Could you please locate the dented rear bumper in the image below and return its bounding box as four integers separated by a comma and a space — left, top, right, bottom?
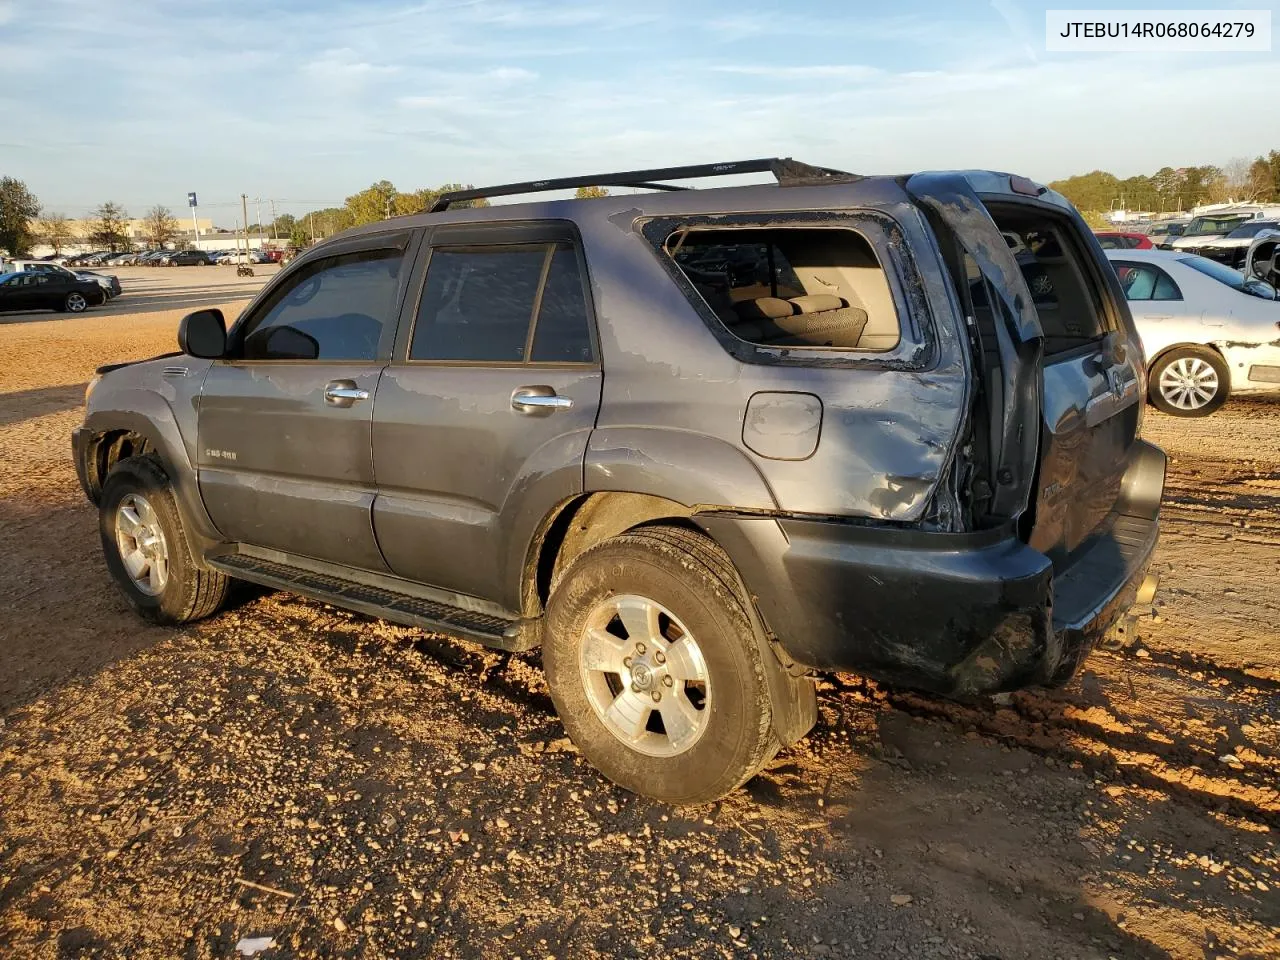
702, 441, 1165, 697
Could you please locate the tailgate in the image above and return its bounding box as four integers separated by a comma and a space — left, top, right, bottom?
907, 173, 1145, 565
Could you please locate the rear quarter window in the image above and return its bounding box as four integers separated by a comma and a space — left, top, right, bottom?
658, 226, 901, 353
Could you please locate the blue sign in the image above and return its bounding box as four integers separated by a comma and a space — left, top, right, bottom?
187, 192, 197, 207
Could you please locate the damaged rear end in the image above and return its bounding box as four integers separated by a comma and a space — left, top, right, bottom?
900, 171, 1165, 691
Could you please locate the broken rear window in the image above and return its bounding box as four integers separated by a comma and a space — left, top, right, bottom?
984, 207, 1110, 356
663, 227, 901, 352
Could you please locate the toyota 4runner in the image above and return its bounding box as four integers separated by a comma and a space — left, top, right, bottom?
74, 159, 1164, 804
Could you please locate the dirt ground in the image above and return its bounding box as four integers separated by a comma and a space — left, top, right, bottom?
1, 268, 1277, 959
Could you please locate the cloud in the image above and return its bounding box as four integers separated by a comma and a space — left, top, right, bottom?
710, 64, 882, 81
485, 66, 538, 82
989, 0, 1039, 63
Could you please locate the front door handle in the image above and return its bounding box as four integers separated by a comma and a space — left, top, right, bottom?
324, 380, 370, 407
512, 386, 573, 415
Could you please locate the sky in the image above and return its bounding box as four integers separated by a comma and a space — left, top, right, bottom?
1, 0, 1277, 224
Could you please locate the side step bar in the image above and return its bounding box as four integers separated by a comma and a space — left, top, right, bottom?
208, 554, 541, 653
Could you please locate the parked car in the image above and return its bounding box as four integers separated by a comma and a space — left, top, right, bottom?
1166, 213, 1259, 252
1, 259, 121, 299
0, 271, 105, 314
1137, 220, 1189, 246
166, 250, 214, 266
66, 251, 108, 266
75, 160, 1164, 804
138, 250, 170, 266
1107, 249, 1280, 417
1094, 231, 1154, 250
1191, 220, 1280, 269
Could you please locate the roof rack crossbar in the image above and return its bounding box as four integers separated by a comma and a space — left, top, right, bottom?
429, 157, 852, 211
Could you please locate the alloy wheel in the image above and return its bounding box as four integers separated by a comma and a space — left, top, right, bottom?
1158, 356, 1219, 411
578, 594, 711, 757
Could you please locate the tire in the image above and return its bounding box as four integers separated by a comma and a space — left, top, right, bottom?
99, 455, 229, 624
543, 525, 793, 804
63, 292, 88, 313
1149, 345, 1230, 417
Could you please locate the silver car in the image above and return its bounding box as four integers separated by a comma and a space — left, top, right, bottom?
1107, 248, 1280, 416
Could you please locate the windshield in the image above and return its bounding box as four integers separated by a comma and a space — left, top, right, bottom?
1225, 222, 1279, 239
1179, 255, 1278, 300
1184, 215, 1254, 236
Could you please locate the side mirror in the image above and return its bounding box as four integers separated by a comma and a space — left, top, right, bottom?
178, 308, 227, 358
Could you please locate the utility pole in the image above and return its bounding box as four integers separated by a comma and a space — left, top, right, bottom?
309, 211, 316, 243
254, 198, 264, 243
241, 193, 251, 259
269, 199, 278, 241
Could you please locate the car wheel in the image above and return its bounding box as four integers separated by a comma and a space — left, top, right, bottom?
543, 525, 803, 804
63, 292, 88, 313
1149, 346, 1230, 417
99, 455, 230, 624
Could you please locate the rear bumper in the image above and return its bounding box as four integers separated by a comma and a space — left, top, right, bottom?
702, 441, 1165, 697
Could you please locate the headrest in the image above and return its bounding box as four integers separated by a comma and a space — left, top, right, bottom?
789, 294, 847, 314
732, 297, 796, 321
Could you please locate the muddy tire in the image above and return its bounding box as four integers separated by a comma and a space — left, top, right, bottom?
543, 525, 790, 804
1149, 346, 1229, 418
99, 455, 229, 624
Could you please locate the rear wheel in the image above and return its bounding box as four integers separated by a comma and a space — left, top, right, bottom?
543, 525, 801, 804
63, 292, 87, 313
99, 455, 229, 624
1149, 346, 1229, 417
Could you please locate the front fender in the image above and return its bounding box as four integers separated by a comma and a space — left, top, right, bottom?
79, 390, 223, 546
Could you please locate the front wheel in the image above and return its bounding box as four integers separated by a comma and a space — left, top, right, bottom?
1149, 346, 1229, 417
63, 292, 88, 313
543, 525, 807, 804
99, 455, 229, 624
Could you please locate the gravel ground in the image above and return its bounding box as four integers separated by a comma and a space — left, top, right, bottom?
1, 268, 1277, 959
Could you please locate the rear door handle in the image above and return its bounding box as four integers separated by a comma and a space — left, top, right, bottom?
324, 380, 370, 407
512, 386, 573, 415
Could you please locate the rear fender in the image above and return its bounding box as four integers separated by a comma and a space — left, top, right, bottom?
584, 426, 779, 511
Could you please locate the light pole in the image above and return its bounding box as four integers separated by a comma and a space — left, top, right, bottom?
187, 192, 199, 246
241, 194, 251, 260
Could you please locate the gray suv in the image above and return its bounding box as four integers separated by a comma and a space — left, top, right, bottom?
74, 159, 1164, 804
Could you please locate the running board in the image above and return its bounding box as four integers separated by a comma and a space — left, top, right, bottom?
208, 554, 541, 653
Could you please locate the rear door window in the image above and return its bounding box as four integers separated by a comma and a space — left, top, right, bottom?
410, 243, 594, 363
1112, 261, 1181, 301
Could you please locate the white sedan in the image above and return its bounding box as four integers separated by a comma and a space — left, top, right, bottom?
1106, 249, 1280, 417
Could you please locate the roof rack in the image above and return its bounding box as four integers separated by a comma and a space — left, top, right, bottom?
429, 157, 856, 212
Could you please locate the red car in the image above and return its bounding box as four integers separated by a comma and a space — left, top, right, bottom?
1094, 231, 1153, 250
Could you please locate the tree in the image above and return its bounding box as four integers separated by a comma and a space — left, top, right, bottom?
36, 212, 74, 255
345, 180, 398, 225
289, 223, 309, 249
142, 204, 179, 248
303, 207, 355, 239
1247, 157, 1275, 202
89, 202, 130, 252
575, 186, 610, 199
271, 213, 298, 239
435, 183, 489, 209
0, 176, 41, 256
